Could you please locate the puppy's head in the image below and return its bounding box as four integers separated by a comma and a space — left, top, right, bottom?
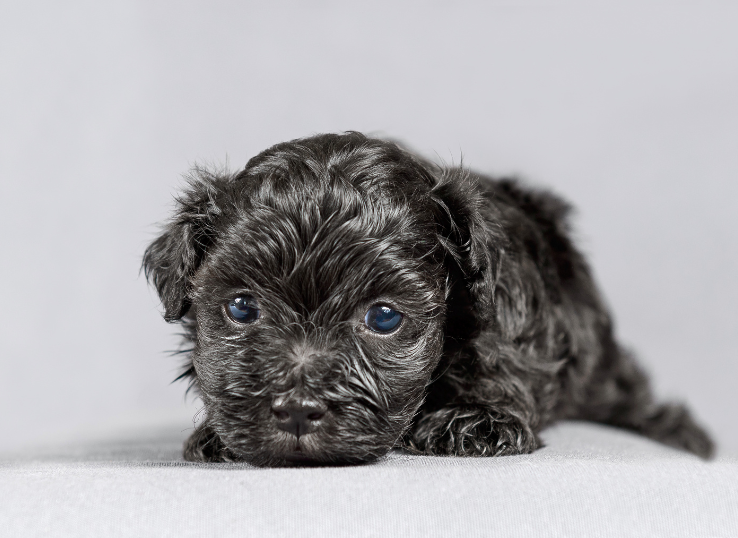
143, 132, 500, 466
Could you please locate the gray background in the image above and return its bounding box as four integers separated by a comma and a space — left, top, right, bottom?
1, 1, 736, 453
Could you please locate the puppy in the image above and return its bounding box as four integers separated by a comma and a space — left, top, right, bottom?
143, 132, 714, 466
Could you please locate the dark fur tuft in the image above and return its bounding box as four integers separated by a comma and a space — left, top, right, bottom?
142, 167, 235, 321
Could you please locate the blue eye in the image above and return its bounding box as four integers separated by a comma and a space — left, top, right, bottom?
364, 305, 403, 333
227, 296, 260, 323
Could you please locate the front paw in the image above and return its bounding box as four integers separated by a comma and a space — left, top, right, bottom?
409, 406, 539, 456
183, 424, 241, 462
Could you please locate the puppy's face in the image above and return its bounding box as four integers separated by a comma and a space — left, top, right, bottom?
191, 185, 449, 466
144, 134, 494, 466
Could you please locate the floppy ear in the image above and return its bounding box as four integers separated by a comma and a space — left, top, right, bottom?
142, 169, 230, 322
430, 168, 504, 328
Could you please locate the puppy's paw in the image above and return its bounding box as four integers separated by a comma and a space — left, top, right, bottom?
409, 406, 539, 457
183, 424, 241, 462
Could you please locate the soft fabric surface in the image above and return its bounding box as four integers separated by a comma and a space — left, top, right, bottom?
2, 421, 736, 538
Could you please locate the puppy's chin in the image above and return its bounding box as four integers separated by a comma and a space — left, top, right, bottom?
270, 433, 392, 467
222, 428, 398, 467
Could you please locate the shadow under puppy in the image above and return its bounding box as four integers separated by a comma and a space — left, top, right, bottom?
143, 132, 714, 466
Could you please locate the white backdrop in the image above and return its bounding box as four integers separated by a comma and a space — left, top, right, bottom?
2, 1, 736, 453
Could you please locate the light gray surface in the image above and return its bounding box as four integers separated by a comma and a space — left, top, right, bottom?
2, 422, 737, 538
1, 1, 737, 454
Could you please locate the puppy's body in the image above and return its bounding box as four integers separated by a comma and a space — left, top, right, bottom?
144, 132, 713, 466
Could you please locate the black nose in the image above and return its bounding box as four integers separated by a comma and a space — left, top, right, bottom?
271, 396, 327, 438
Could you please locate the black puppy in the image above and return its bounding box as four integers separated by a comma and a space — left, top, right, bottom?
143, 132, 713, 466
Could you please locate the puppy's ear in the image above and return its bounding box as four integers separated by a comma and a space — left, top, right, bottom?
431, 168, 503, 327
143, 168, 230, 322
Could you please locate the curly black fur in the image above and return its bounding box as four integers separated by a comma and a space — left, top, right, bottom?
143, 132, 714, 466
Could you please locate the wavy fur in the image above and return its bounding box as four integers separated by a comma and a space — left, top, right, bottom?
143, 132, 713, 466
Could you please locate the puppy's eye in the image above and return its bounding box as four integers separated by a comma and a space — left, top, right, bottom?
364, 305, 403, 333
226, 296, 260, 324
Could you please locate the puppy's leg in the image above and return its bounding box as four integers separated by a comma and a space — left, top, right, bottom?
578, 345, 714, 458
183, 423, 240, 462
409, 404, 539, 457
409, 345, 546, 457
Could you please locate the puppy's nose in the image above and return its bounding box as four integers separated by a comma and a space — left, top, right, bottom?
271, 396, 327, 438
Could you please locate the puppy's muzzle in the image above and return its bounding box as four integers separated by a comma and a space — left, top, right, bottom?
271, 395, 328, 438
